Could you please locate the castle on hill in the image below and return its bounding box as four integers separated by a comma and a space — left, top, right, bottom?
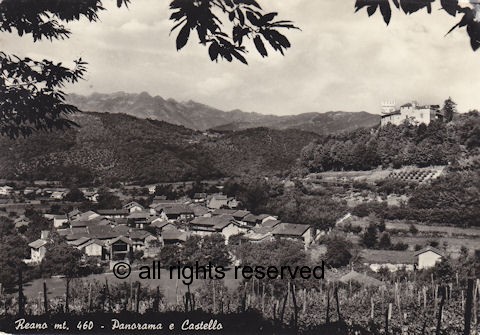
380, 101, 443, 127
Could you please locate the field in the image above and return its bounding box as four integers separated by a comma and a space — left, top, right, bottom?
23, 268, 242, 305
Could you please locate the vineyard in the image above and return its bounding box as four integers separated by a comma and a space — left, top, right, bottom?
0, 271, 479, 334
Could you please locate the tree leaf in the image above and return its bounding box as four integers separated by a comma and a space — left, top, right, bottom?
176, 23, 190, 50
441, 0, 458, 17
208, 42, 219, 61
254, 35, 267, 57
367, 5, 377, 17
379, 1, 391, 25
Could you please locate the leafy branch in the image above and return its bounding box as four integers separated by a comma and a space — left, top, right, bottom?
354, 0, 480, 50
169, 0, 299, 64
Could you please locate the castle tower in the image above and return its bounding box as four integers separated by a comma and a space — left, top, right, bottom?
381, 100, 396, 114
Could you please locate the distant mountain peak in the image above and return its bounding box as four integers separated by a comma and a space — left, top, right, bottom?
66, 92, 380, 134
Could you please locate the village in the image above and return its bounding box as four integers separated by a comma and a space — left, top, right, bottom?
0, 178, 451, 281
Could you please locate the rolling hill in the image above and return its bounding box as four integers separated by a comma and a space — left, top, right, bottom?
67, 92, 380, 135
0, 112, 320, 184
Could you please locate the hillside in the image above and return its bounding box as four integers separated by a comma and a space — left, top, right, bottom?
67, 92, 380, 135
300, 111, 480, 173
0, 113, 319, 184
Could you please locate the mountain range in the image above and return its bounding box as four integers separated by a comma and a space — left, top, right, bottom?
67, 92, 380, 135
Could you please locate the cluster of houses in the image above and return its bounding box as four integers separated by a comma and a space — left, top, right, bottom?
3, 181, 445, 273
24, 192, 316, 266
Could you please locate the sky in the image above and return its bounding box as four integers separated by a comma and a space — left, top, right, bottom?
1, 0, 479, 116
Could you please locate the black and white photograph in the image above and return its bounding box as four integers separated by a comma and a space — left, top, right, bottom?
0, 0, 480, 334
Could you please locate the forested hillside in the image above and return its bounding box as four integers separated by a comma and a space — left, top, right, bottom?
0, 113, 319, 184
300, 111, 480, 173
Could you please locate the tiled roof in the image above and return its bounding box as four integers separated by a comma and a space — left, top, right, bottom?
232, 210, 250, 219
261, 219, 281, 229
96, 209, 129, 216
272, 223, 310, 237
70, 237, 91, 247
414, 246, 444, 257
362, 250, 415, 264
29, 239, 48, 249
162, 228, 188, 242
163, 204, 194, 216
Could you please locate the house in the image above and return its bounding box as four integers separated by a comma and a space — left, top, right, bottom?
211, 208, 237, 216
67, 209, 81, 220
105, 236, 132, 261
96, 209, 129, 219
78, 239, 106, 258
380, 101, 443, 127
272, 223, 313, 248
161, 228, 189, 245
227, 197, 239, 209
14, 216, 31, 229
26, 231, 50, 264
242, 214, 261, 227
76, 210, 101, 221
149, 219, 176, 232
261, 219, 281, 230
82, 190, 99, 203
146, 184, 157, 195
158, 204, 194, 222
127, 211, 155, 228
50, 191, 66, 200
0, 186, 13, 196
52, 214, 68, 228
123, 201, 144, 213
23, 187, 39, 195
242, 225, 275, 244
362, 250, 415, 272
232, 210, 251, 222
189, 204, 209, 217
193, 193, 207, 203
257, 214, 277, 224
128, 230, 158, 253
189, 215, 240, 243
415, 246, 444, 269
153, 195, 168, 202
207, 194, 229, 209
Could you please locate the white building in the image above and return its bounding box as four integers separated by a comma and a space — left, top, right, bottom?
380, 101, 442, 127
415, 246, 444, 269
0, 185, 13, 196
26, 231, 50, 264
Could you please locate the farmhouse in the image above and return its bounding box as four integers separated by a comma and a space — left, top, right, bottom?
105, 236, 133, 261
362, 250, 415, 272
123, 201, 144, 213
161, 204, 194, 221
207, 194, 229, 209
189, 215, 240, 243
271, 223, 313, 248
78, 239, 106, 258
52, 214, 68, 228
161, 228, 189, 245
26, 231, 50, 264
415, 246, 444, 269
